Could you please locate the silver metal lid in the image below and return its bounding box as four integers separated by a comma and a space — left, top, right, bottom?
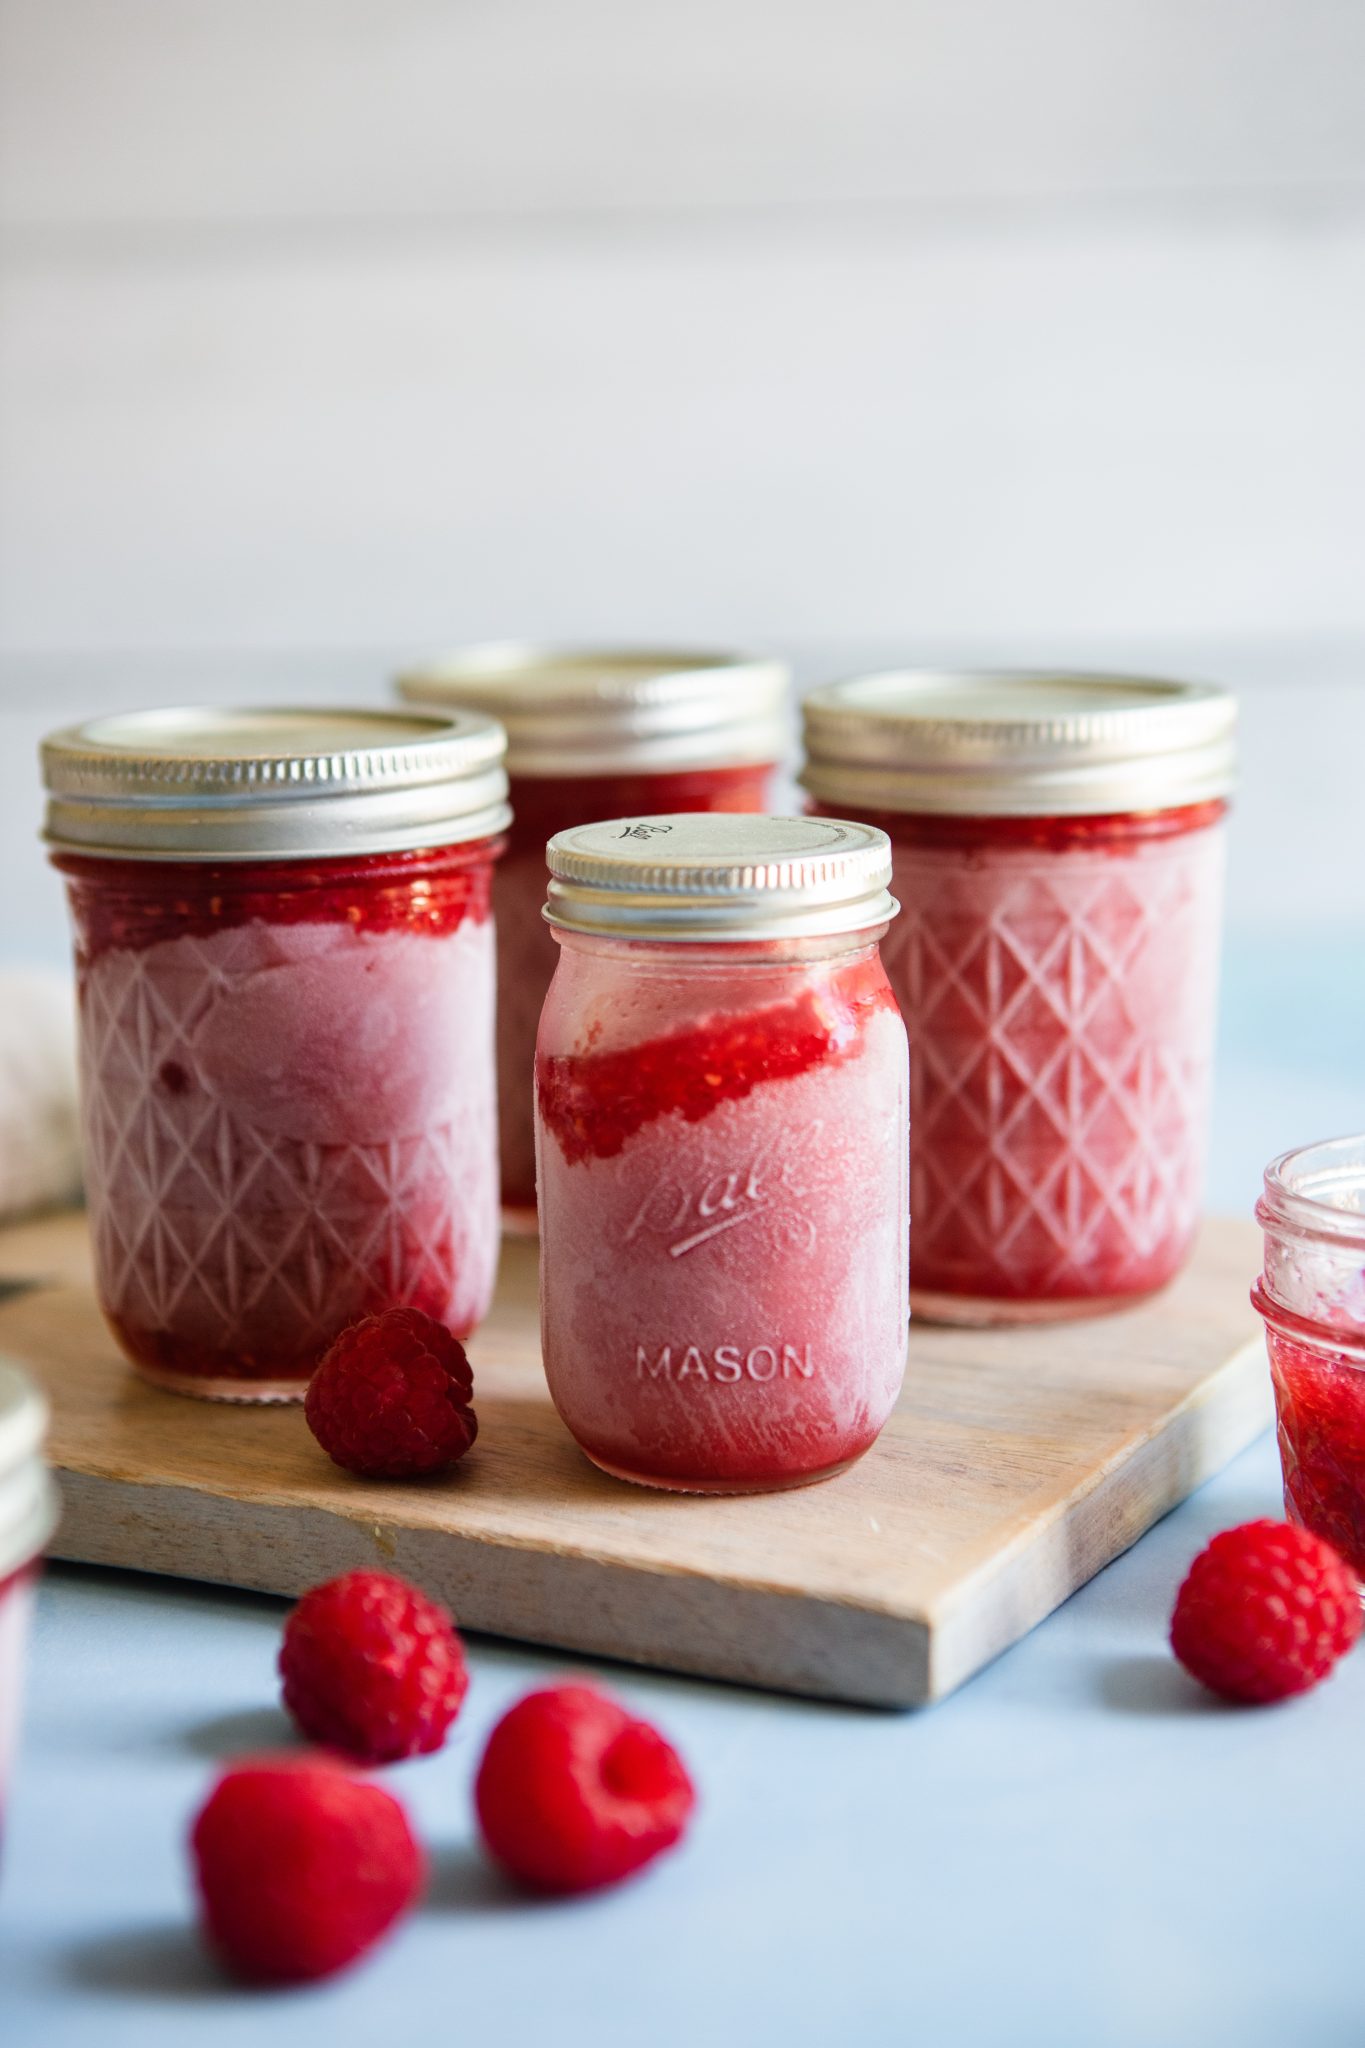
396, 644, 790, 777
41, 706, 511, 861
544, 814, 897, 942
800, 671, 1237, 818
0, 1361, 59, 1580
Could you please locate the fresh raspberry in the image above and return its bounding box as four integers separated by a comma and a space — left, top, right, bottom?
305, 1305, 477, 1479
475, 1683, 695, 1894
1170, 1517, 1362, 1704
280, 1569, 469, 1763
190, 1753, 423, 1983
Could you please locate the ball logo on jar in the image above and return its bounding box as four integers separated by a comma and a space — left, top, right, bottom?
622, 1128, 821, 1260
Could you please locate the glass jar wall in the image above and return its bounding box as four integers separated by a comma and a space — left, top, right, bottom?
1254, 1136, 1365, 1582
801, 672, 1236, 1324
42, 707, 509, 1401
534, 815, 908, 1494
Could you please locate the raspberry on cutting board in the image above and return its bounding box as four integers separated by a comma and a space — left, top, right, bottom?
1170, 1517, 1362, 1703
190, 1753, 423, 1983
280, 1569, 469, 1764
305, 1305, 477, 1480
475, 1682, 695, 1894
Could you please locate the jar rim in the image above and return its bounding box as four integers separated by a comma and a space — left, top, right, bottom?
1258, 1134, 1365, 1248
397, 643, 789, 777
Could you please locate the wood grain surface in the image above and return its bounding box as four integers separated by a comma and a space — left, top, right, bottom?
0, 1209, 1271, 1707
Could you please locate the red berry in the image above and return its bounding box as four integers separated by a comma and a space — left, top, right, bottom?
1170, 1517, 1362, 1703
190, 1754, 423, 1983
280, 1569, 469, 1764
475, 1683, 695, 1894
305, 1305, 477, 1479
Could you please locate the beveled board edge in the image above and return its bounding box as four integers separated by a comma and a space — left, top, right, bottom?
47, 1473, 930, 1708
926, 1336, 1273, 1700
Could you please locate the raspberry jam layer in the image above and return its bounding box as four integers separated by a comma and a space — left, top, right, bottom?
496, 764, 774, 1217
1264, 1323, 1365, 1579
58, 846, 500, 1397
831, 803, 1226, 1317
535, 944, 909, 1490
539, 953, 897, 1163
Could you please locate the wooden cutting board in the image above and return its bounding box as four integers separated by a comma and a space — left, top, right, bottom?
0, 1209, 1270, 1708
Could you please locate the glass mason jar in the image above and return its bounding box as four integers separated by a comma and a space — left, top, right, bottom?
42, 707, 510, 1402
0, 1362, 60, 1871
396, 647, 788, 1231
1254, 1137, 1365, 1581
801, 672, 1236, 1324
535, 814, 908, 1494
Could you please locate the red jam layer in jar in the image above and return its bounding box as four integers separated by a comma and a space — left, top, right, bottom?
57, 844, 501, 1399
535, 941, 909, 1492
1258, 1302, 1365, 1581
496, 764, 775, 1221
825, 802, 1227, 1320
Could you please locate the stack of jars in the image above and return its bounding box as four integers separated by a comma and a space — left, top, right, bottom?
39, 662, 1240, 1499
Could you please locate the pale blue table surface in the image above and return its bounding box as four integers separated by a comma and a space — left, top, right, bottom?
3, 929, 1364, 2048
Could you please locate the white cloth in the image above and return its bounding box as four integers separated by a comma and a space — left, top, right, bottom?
0, 969, 81, 1220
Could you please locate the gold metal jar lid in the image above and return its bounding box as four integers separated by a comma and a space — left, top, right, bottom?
544, 814, 896, 942
396, 644, 790, 778
41, 706, 511, 861
0, 1361, 59, 1580
800, 671, 1237, 817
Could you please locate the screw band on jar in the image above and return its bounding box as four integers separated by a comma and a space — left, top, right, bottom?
41, 706, 509, 1403
397, 644, 790, 778
543, 813, 897, 944
800, 670, 1236, 1324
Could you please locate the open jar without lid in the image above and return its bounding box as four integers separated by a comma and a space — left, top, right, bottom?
42, 706, 509, 1401
801, 671, 1236, 1324
396, 647, 790, 1226
534, 814, 908, 1495
1255, 1136, 1365, 1580
0, 1362, 59, 1869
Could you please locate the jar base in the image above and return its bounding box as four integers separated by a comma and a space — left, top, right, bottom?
580, 1447, 865, 1496
910, 1283, 1165, 1328
129, 1362, 308, 1405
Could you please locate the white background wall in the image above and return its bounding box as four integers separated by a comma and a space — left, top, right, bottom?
1, 1, 1363, 979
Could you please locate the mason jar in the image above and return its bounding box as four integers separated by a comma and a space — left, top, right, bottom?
0, 1362, 59, 1870
397, 646, 789, 1230
1254, 1136, 1365, 1583
534, 814, 908, 1493
801, 672, 1236, 1324
42, 707, 509, 1401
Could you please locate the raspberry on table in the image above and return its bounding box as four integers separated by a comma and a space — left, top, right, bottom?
280, 1569, 469, 1764
475, 1682, 695, 1894
305, 1305, 477, 1480
190, 1753, 423, 1983
1170, 1517, 1362, 1704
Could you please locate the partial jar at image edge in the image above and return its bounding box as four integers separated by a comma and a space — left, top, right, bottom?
0, 1363, 60, 1873
41, 707, 510, 1402
801, 671, 1237, 1325
533, 813, 909, 1495
1254, 1137, 1365, 1584
396, 647, 790, 1230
